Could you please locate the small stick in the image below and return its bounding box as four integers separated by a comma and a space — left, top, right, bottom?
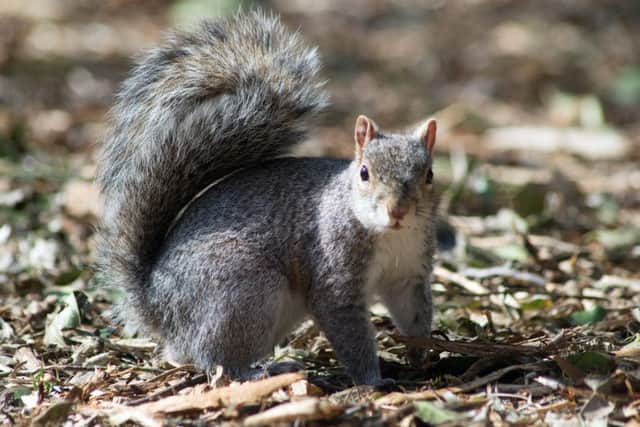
126, 373, 207, 406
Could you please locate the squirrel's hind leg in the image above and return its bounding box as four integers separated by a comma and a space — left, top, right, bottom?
173, 263, 303, 379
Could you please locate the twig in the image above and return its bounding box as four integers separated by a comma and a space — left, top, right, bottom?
457, 362, 550, 392
141, 365, 197, 388
493, 383, 554, 397
459, 265, 546, 287
434, 266, 490, 294
533, 400, 576, 414
392, 335, 548, 358
126, 373, 207, 406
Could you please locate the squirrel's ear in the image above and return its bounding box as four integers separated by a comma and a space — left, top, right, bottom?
354, 115, 378, 150
417, 118, 437, 155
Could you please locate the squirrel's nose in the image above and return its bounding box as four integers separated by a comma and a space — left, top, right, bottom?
387, 204, 408, 220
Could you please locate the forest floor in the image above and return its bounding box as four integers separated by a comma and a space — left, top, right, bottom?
1, 1, 639, 425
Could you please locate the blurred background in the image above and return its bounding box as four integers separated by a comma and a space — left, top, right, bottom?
1, 1, 639, 313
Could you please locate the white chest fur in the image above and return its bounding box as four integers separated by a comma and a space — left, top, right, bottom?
364, 227, 428, 298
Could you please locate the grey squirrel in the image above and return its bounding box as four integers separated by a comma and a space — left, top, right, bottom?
96, 11, 439, 386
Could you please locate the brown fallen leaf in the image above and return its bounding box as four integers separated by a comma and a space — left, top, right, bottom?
136, 372, 304, 414
14, 346, 44, 371
78, 406, 162, 427
62, 180, 101, 219
243, 397, 342, 426
31, 401, 74, 427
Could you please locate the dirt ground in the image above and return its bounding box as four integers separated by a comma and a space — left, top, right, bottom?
1, 0, 639, 425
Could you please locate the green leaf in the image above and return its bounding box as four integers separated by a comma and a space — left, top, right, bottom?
11, 387, 31, 403
521, 298, 552, 311
566, 351, 615, 376
610, 66, 640, 106
54, 266, 82, 286
512, 183, 547, 218
570, 305, 606, 325
414, 401, 463, 424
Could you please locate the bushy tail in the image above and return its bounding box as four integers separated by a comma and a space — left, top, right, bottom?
96, 11, 327, 331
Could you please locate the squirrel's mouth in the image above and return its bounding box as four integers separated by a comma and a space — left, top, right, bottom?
388, 222, 403, 230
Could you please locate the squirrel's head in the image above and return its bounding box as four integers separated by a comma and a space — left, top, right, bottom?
351, 115, 437, 233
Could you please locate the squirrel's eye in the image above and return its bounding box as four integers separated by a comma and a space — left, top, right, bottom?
360, 165, 369, 181
426, 168, 433, 184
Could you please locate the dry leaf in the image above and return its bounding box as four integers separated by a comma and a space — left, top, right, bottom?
31, 401, 74, 427
14, 346, 43, 371
108, 407, 163, 427
62, 180, 101, 219
137, 372, 304, 414
243, 397, 342, 426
